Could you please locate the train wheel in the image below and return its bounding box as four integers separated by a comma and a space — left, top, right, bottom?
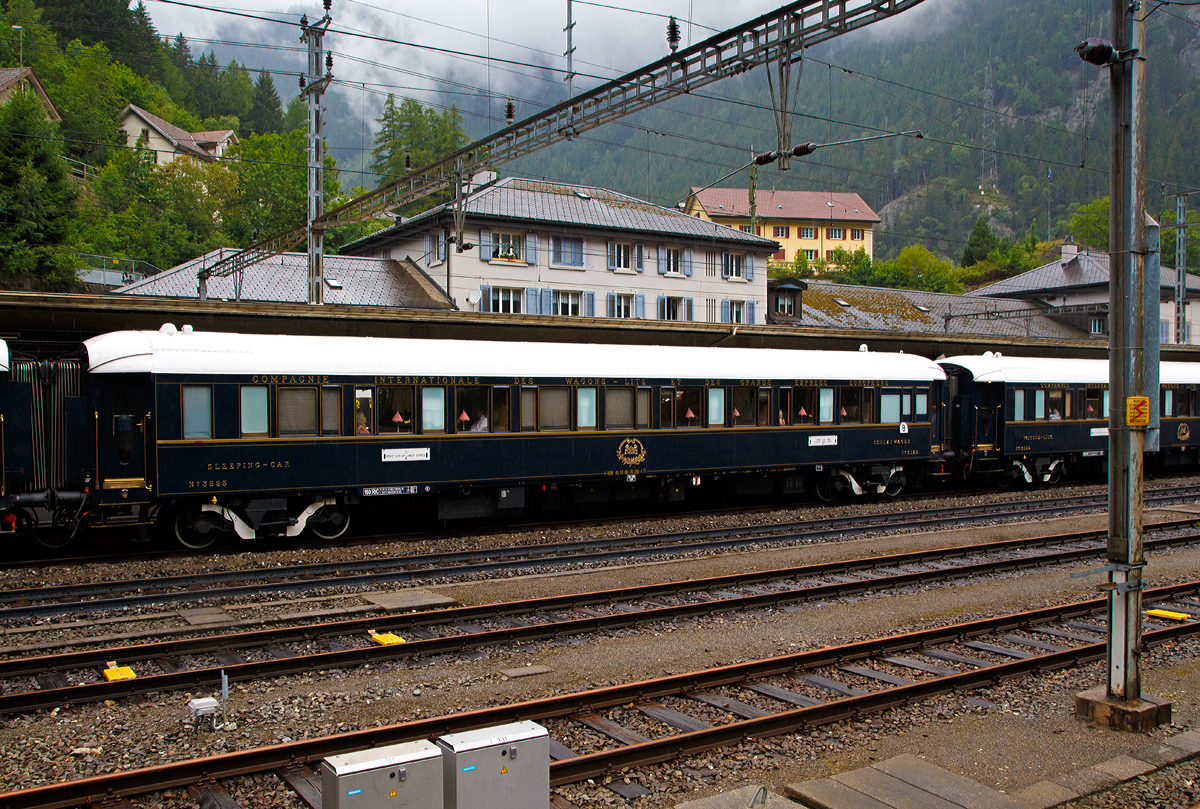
309, 505, 351, 540
12, 508, 37, 536
883, 477, 903, 497
36, 507, 77, 549
814, 475, 837, 502
173, 508, 226, 550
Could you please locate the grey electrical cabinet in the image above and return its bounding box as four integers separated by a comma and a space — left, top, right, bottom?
436, 721, 549, 809
321, 739, 443, 809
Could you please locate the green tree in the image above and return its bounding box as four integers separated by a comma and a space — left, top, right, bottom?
370, 95, 467, 183
790, 249, 811, 279
0, 89, 79, 288
961, 216, 999, 267
225, 129, 339, 243
1070, 197, 1109, 250
283, 94, 306, 132
247, 72, 283, 135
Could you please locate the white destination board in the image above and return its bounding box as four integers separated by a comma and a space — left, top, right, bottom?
382, 448, 431, 462
808, 435, 838, 447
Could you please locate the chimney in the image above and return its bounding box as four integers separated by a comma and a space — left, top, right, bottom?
1061, 238, 1078, 263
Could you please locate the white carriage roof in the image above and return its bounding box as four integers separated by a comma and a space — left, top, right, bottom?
85, 327, 946, 382
0, 340, 7, 373
939, 353, 1200, 385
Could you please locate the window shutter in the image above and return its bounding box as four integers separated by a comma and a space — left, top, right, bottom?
584, 291, 595, 317
607, 242, 617, 270
424, 234, 432, 265
526, 287, 539, 314
635, 294, 645, 319
721, 299, 730, 323
606, 292, 615, 317
479, 229, 491, 261
525, 233, 537, 264
685, 297, 694, 321
826, 227, 832, 239
745, 254, 755, 281
635, 244, 644, 272
657, 245, 667, 275
755, 225, 761, 236
721, 253, 730, 279
747, 301, 756, 325
683, 248, 693, 276
541, 289, 553, 315
481, 285, 492, 312
657, 295, 666, 320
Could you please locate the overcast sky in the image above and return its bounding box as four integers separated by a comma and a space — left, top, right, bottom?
141, 0, 955, 119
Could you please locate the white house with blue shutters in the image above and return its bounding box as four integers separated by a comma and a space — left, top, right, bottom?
341, 175, 778, 324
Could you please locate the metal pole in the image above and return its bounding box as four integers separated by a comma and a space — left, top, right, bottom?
1176, 195, 1186, 343
1106, 0, 1147, 703
302, 6, 332, 306
564, 0, 575, 102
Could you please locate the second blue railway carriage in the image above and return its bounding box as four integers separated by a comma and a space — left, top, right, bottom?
939, 352, 1200, 484
83, 326, 948, 547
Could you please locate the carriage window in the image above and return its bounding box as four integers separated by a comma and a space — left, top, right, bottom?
795, 387, 815, 424
659, 387, 675, 428
540, 387, 570, 430
492, 387, 511, 432
422, 387, 446, 433
757, 388, 770, 426
880, 388, 901, 424
1011, 389, 1025, 422
840, 388, 863, 424
778, 388, 792, 426
354, 389, 373, 435
1033, 389, 1046, 420
1103, 390, 1110, 418
636, 388, 651, 428
322, 387, 341, 435
708, 388, 726, 427
577, 387, 597, 431
916, 388, 928, 418
900, 388, 912, 419
279, 388, 319, 436
240, 386, 268, 437
378, 386, 413, 433
1163, 389, 1174, 417
818, 388, 834, 424
606, 387, 634, 429
732, 387, 755, 426
675, 387, 702, 428
861, 388, 875, 423
183, 386, 212, 439
457, 385, 490, 433
1084, 390, 1102, 419
1047, 389, 1064, 420
520, 387, 537, 431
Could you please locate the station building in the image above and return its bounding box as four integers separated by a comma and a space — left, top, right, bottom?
340, 175, 778, 325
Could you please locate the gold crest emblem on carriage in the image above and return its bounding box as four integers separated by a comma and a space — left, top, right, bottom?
616, 437, 646, 466
1179, 422, 1191, 443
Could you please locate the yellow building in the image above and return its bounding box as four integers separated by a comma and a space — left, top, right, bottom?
684, 188, 879, 266
118, 104, 238, 166
0, 67, 60, 122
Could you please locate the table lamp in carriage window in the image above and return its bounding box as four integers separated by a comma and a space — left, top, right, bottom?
392, 411, 403, 432
685, 408, 695, 425
733, 408, 740, 417
459, 410, 470, 426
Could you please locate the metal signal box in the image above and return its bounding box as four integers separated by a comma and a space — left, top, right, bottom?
321, 739, 443, 809
436, 721, 549, 809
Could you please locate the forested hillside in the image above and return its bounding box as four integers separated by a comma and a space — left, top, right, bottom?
2, 0, 1200, 290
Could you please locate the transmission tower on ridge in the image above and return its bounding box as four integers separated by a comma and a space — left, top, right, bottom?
981, 60, 998, 188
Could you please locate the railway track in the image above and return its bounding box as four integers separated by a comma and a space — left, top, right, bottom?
3, 518, 1198, 716
6, 581, 1200, 809
4, 484, 1199, 622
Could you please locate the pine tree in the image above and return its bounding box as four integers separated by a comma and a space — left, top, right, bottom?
0, 89, 79, 288
961, 217, 999, 268
247, 72, 283, 134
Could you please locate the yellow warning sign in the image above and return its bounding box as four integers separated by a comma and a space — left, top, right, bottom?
1127, 396, 1150, 427
501, 766, 508, 774
389, 789, 396, 797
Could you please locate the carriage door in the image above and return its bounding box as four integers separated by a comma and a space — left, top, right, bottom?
974, 383, 997, 452
101, 379, 152, 496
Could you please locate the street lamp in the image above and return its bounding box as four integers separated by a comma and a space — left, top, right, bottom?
11, 25, 22, 69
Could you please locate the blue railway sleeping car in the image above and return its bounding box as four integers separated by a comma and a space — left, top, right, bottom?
939, 352, 1200, 484
83, 326, 947, 548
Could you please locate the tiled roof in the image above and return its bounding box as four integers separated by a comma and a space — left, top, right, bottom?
343, 177, 778, 254
120, 104, 237, 160
0, 67, 61, 121
778, 280, 1089, 339
691, 188, 880, 223
968, 248, 1200, 298
116, 248, 454, 309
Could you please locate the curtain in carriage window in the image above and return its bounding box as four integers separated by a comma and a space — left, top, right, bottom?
279, 388, 318, 435
540, 387, 570, 431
